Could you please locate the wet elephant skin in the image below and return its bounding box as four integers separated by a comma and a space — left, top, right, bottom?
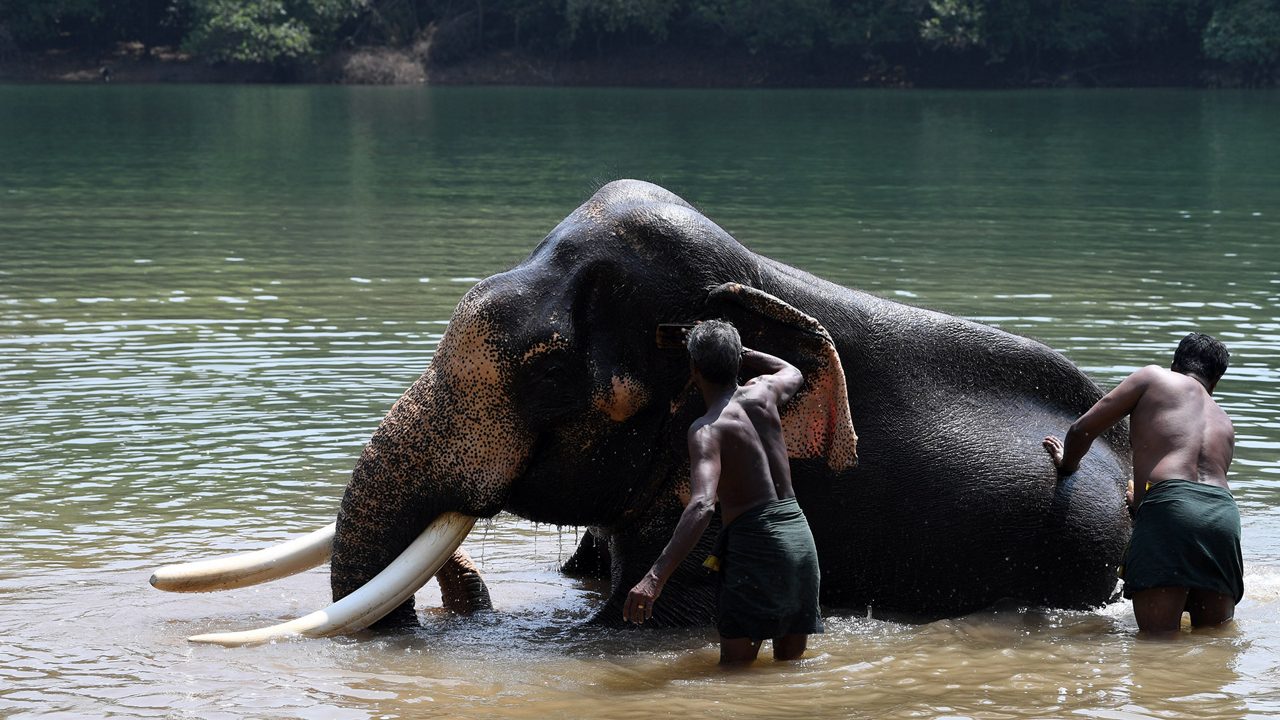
330, 179, 1131, 628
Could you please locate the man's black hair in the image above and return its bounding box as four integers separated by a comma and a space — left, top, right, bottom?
688, 320, 742, 385
1172, 332, 1229, 384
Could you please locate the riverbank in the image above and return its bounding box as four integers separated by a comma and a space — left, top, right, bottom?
0, 42, 903, 87
0, 41, 1236, 88
0, 43, 254, 84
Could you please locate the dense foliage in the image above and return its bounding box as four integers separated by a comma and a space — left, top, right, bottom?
2, 0, 1277, 84
181, 0, 364, 64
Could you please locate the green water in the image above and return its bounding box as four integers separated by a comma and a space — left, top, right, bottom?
1, 86, 1278, 718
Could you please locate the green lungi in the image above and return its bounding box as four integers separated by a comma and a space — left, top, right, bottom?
707, 497, 823, 641
1122, 479, 1244, 603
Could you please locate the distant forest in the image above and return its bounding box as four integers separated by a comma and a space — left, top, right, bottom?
1, 0, 1278, 86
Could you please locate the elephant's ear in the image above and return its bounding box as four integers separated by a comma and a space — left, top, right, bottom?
708, 283, 858, 472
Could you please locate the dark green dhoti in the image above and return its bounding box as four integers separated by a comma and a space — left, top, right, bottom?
708, 497, 823, 641
1122, 479, 1244, 603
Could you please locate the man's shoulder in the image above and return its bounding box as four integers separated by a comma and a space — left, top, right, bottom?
1131, 364, 1167, 380
1133, 365, 1202, 392
734, 380, 777, 406
1120, 365, 1169, 391
688, 415, 715, 435
689, 413, 730, 439
1126, 366, 1214, 412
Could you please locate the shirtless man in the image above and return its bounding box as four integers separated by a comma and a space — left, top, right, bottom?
1043, 332, 1243, 637
623, 320, 823, 664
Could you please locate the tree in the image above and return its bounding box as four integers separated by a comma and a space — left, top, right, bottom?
688, 0, 836, 54
564, 0, 681, 42
1203, 0, 1280, 84
920, 0, 983, 51
181, 0, 365, 65
0, 0, 103, 48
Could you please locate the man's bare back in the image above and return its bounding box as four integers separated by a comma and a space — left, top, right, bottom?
1128, 366, 1234, 493
695, 366, 799, 526
1043, 364, 1234, 503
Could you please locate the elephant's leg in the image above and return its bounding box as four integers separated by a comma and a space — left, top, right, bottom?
436, 549, 493, 614
591, 491, 721, 628
561, 529, 611, 579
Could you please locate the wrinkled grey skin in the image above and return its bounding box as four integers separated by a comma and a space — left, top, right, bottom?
331, 179, 1131, 629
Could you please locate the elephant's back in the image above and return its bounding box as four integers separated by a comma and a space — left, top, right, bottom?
764, 261, 1131, 613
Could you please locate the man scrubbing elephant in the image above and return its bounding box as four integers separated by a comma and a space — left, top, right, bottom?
1044, 332, 1243, 637
624, 320, 823, 664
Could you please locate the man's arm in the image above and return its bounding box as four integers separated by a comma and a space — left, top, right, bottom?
623, 425, 720, 624
1043, 365, 1156, 474
740, 347, 804, 406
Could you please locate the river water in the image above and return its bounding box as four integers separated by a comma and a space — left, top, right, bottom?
1, 86, 1278, 718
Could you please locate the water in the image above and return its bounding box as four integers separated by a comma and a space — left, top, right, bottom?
1, 86, 1278, 718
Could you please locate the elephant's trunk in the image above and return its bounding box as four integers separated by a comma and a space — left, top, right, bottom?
153, 289, 528, 644
328, 293, 532, 624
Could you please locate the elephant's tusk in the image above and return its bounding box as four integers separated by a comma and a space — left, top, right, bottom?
150, 523, 336, 593
186, 512, 477, 646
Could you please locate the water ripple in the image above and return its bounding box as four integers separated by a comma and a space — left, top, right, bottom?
3, 85, 1279, 719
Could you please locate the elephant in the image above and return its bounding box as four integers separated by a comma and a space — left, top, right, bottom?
152, 179, 1131, 645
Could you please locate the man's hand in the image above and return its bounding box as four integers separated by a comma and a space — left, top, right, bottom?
1043, 435, 1066, 470
624, 573, 661, 624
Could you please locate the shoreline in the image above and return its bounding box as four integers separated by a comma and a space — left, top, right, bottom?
0, 43, 1230, 89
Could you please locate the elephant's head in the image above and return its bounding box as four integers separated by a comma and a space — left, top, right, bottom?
151, 180, 858, 644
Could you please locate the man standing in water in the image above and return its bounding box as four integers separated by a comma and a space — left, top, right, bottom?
1043, 332, 1243, 636
623, 320, 823, 664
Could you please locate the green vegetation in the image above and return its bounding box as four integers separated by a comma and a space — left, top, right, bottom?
1203, 0, 1280, 85
2, 0, 1277, 85
181, 0, 364, 64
